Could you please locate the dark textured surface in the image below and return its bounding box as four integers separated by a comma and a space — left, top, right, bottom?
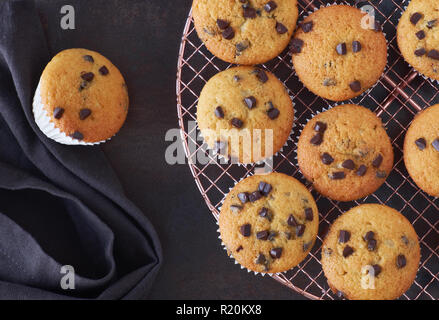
35, 0, 303, 299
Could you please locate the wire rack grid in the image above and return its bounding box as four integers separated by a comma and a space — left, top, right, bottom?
176, 0, 439, 300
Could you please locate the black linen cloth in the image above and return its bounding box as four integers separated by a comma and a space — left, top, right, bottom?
0, 0, 162, 299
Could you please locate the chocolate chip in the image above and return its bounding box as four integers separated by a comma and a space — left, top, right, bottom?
305, 208, 313, 221
275, 22, 288, 34
83, 55, 94, 63
215, 106, 224, 119
53, 107, 64, 119
349, 80, 361, 92
284, 232, 292, 240
240, 224, 251, 237
301, 21, 313, 33
415, 138, 426, 150
372, 264, 382, 277
258, 182, 272, 196
321, 153, 334, 165
267, 231, 277, 241
427, 19, 437, 29
427, 49, 439, 60
410, 12, 423, 25
343, 245, 354, 258
339, 230, 351, 243
356, 165, 368, 176
296, 224, 305, 237
71, 131, 84, 140
364, 231, 375, 241
231, 118, 243, 128
323, 78, 337, 86
79, 80, 88, 91
259, 207, 272, 221
415, 30, 426, 40
238, 192, 249, 204
256, 230, 269, 241
372, 154, 383, 168
236, 40, 250, 52
270, 247, 282, 259
267, 108, 280, 120
244, 96, 257, 109
376, 171, 387, 179
254, 69, 268, 83
314, 122, 327, 133
216, 19, 229, 29
352, 41, 362, 53
81, 72, 94, 82
367, 239, 377, 251
264, 1, 277, 13
248, 191, 262, 202
230, 205, 243, 213
255, 253, 266, 265
336, 43, 347, 55
287, 214, 298, 227
396, 254, 406, 268
432, 139, 439, 151
342, 159, 355, 170
79, 108, 91, 120
99, 66, 109, 76
233, 75, 241, 82
415, 48, 426, 56
222, 26, 235, 40
303, 241, 313, 252
236, 245, 243, 252
290, 38, 304, 54
310, 133, 323, 146
401, 235, 409, 246
330, 171, 345, 180
243, 7, 256, 19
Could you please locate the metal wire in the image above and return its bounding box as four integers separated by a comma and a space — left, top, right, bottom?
176, 0, 439, 300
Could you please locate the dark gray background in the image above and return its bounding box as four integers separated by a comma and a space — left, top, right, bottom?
34, 0, 304, 299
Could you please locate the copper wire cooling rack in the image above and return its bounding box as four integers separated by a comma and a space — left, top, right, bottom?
176, 0, 439, 300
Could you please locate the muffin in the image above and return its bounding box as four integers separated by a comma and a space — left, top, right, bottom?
197, 66, 294, 164
397, 0, 439, 81
291, 5, 387, 101
219, 172, 319, 274
404, 104, 439, 197
33, 48, 129, 145
321, 204, 420, 300
192, 0, 298, 65
297, 104, 394, 202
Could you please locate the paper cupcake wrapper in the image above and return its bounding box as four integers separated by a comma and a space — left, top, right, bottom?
289, 2, 390, 102
216, 174, 316, 277
196, 89, 297, 167
398, 3, 439, 86
32, 80, 112, 146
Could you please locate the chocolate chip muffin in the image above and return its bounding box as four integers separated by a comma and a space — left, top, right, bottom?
297, 104, 394, 202
33, 48, 129, 145
291, 5, 387, 101
397, 0, 439, 81
404, 104, 439, 197
321, 204, 420, 300
192, 0, 298, 65
197, 66, 294, 164
219, 172, 319, 274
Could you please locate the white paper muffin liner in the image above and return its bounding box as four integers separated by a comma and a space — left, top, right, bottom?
398, 2, 439, 86
216, 173, 317, 277
32, 80, 112, 146
290, 2, 390, 102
